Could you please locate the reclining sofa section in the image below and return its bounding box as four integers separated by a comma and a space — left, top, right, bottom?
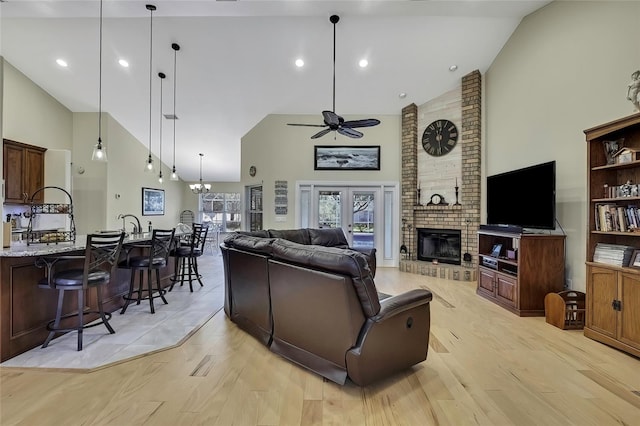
221, 230, 433, 387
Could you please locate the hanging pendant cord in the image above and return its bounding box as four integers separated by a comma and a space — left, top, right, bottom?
173, 47, 177, 168
148, 6, 153, 157
159, 75, 163, 165
98, 0, 103, 142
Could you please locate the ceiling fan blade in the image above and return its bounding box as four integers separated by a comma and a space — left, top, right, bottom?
341, 118, 381, 128
287, 123, 328, 128
311, 128, 332, 139
322, 110, 340, 127
337, 127, 363, 138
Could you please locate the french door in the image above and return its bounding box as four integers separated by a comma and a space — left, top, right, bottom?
313, 187, 378, 250
297, 182, 399, 267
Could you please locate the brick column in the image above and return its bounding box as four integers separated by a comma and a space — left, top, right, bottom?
461, 70, 482, 267
401, 104, 418, 255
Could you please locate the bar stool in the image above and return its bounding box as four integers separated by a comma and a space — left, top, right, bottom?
119, 228, 176, 314
170, 223, 208, 292
37, 232, 125, 351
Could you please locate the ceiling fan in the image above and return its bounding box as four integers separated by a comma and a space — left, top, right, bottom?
288, 15, 380, 139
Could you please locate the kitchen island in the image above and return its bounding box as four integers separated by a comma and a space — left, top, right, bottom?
0, 232, 179, 362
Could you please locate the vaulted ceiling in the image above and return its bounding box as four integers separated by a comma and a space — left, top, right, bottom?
0, 0, 551, 182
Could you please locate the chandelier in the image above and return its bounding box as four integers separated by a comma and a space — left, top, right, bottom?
190, 153, 211, 194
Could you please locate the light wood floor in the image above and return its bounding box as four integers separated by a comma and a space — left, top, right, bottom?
1, 256, 639, 425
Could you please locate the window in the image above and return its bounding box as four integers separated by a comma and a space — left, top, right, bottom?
200, 192, 241, 232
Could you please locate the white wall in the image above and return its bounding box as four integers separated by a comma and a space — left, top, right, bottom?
3, 61, 188, 236
72, 112, 186, 234
2, 61, 72, 150
485, 1, 640, 291
241, 113, 401, 230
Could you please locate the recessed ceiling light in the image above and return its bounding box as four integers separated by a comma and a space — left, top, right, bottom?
56, 59, 68, 67
399, 92, 407, 99
295, 58, 304, 68
359, 59, 369, 68
118, 59, 129, 68
449, 64, 458, 72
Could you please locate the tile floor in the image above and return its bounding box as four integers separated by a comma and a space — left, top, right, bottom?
1, 250, 225, 371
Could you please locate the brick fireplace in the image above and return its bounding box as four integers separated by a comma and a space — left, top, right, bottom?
400, 70, 481, 281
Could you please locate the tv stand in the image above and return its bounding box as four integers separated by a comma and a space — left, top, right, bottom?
477, 228, 565, 316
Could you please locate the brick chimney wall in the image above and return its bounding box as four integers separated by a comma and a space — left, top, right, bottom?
400, 70, 481, 281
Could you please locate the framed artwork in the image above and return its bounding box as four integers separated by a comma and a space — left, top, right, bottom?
314, 145, 381, 170
142, 187, 165, 216
629, 250, 640, 268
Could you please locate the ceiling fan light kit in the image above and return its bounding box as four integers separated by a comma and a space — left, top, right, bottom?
287, 14, 380, 139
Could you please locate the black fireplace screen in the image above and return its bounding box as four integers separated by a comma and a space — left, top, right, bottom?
417, 228, 461, 265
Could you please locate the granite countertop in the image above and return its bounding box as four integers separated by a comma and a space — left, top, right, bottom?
0, 232, 169, 257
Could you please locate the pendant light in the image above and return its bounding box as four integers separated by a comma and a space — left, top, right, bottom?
144, 4, 156, 173
158, 72, 165, 183
170, 43, 180, 181
189, 153, 211, 194
91, 0, 107, 162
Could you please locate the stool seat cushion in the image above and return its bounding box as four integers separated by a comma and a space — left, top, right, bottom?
41, 269, 111, 288
171, 247, 202, 257
119, 256, 167, 269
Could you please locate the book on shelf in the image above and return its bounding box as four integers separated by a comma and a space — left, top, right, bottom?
594, 203, 640, 232
593, 243, 635, 267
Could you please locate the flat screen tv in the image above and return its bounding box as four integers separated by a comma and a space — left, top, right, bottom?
486, 160, 556, 230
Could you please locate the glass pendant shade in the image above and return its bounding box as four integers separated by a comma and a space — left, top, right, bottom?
170, 166, 179, 181
144, 155, 155, 173
92, 138, 107, 162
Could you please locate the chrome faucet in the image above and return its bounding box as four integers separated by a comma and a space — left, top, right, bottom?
117, 214, 142, 234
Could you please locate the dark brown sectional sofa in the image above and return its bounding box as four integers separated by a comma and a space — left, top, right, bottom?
220, 228, 433, 386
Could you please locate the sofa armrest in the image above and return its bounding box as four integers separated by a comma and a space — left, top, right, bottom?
350, 247, 376, 278
345, 288, 432, 386
373, 288, 432, 321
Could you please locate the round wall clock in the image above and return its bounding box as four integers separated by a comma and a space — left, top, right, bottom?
249, 165, 257, 177
422, 119, 458, 157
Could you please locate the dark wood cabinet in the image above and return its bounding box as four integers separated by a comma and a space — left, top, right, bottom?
584, 113, 640, 358
477, 229, 565, 316
3, 139, 46, 204
0, 248, 176, 362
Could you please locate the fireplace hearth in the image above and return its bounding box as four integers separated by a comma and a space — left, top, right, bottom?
417, 228, 461, 265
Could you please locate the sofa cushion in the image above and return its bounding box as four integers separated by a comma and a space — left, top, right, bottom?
271, 239, 380, 317
223, 234, 275, 255
308, 228, 349, 248
235, 230, 270, 238
268, 229, 311, 245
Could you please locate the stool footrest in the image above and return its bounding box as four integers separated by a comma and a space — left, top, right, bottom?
45, 310, 113, 333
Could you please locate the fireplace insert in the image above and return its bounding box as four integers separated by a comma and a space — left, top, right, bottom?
417, 228, 461, 265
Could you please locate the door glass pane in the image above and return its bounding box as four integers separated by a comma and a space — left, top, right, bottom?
300, 188, 310, 229
318, 191, 342, 228
352, 192, 374, 249
384, 190, 393, 258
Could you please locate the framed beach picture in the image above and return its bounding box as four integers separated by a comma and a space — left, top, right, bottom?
142, 187, 165, 216
314, 145, 381, 171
